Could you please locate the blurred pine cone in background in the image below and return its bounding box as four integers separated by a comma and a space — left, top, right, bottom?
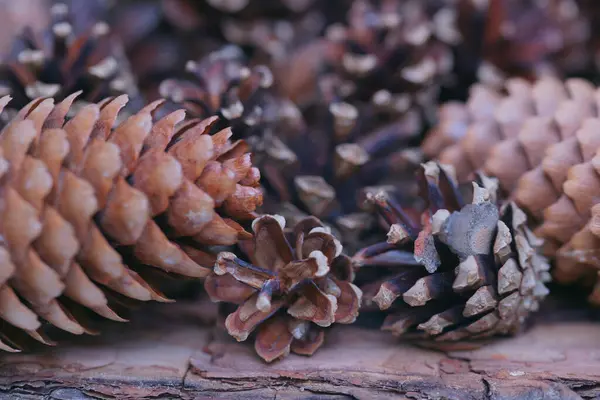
0, 0, 50, 57
263, 0, 468, 251
478, 0, 591, 86
354, 162, 550, 343
109, 0, 351, 100
0, 3, 142, 122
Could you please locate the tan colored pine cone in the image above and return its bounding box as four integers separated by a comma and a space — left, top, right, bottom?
423, 77, 597, 195
539, 147, 600, 303
159, 45, 303, 143
0, 93, 262, 351
205, 215, 361, 362
424, 76, 600, 217
354, 162, 550, 342
0, 3, 141, 121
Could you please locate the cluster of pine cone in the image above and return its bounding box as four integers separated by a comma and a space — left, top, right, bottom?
0, 0, 598, 362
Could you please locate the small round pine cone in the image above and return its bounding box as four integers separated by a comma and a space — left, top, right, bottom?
354, 162, 550, 343
0, 3, 141, 120
205, 214, 362, 362
0, 93, 262, 351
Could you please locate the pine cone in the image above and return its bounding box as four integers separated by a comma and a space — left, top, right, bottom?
110, 0, 349, 100
159, 45, 302, 141
0, 93, 262, 351
478, 0, 590, 85
0, 0, 50, 57
317, 0, 459, 124
538, 148, 600, 303
424, 76, 599, 216
205, 214, 361, 362
0, 3, 141, 123
354, 162, 550, 342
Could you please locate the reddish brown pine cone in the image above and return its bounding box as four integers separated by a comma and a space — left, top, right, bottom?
314, 0, 459, 124
205, 215, 361, 362
0, 93, 262, 351
479, 0, 591, 85
159, 45, 303, 142
354, 162, 550, 342
0, 3, 142, 122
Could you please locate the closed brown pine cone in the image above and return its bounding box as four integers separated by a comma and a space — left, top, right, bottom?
0, 93, 262, 351
354, 162, 550, 342
540, 148, 600, 303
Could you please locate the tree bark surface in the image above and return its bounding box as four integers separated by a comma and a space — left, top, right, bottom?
0, 299, 597, 399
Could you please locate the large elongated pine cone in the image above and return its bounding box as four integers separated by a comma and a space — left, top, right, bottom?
205, 215, 361, 362
354, 162, 550, 342
424, 76, 599, 194
317, 0, 458, 124
423, 76, 600, 300
0, 93, 262, 351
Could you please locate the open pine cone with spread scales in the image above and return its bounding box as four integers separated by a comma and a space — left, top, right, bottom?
313, 0, 459, 125
158, 45, 424, 253
159, 45, 303, 143
0, 93, 262, 351
159, 0, 349, 60
0, 3, 141, 122
354, 162, 550, 342
205, 215, 361, 362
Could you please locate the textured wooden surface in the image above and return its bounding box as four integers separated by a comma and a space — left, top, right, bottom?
0, 297, 598, 399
